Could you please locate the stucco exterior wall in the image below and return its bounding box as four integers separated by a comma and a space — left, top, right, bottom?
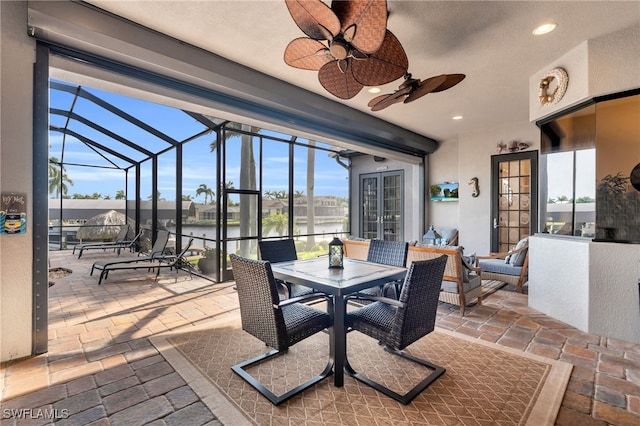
0, 1, 36, 361
529, 235, 640, 343
529, 235, 591, 331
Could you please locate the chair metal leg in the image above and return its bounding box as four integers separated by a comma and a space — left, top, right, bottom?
231, 349, 333, 405
345, 346, 445, 405
98, 269, 107, 285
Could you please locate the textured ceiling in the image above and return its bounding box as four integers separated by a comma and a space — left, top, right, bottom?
85, 0, 640, 142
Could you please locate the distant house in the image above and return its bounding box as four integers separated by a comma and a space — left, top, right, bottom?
48, 199, 196, 223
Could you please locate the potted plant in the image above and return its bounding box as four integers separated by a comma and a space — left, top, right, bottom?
197, 247, 217, 275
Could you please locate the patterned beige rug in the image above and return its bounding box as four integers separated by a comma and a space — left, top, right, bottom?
151, 315, 572, 426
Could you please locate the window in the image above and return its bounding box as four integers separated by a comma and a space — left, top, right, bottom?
539, 92, 640, 241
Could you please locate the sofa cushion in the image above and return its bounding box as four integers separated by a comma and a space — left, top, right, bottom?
479, 258, 523, 275
441, 273, 481, 294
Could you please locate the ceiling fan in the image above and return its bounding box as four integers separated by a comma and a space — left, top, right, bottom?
283, 0, 408, 99
367, 73, 466, 111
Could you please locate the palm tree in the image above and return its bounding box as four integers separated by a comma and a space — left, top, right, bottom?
262, 211, 288, 237
148, 191, 164, 201
115, 190, 126, 200
195, 183, 214, 204
48, 157, 73, 198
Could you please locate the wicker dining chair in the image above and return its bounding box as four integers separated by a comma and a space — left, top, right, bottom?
258, 239, 315, 298
345, 255, 448, 405
229, 254, 333, 405
361, 239, 409, 299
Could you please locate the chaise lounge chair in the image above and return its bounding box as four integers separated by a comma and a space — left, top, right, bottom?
92, 237, 194, 285
73, 225, 141, 258
90, 230, 170, 281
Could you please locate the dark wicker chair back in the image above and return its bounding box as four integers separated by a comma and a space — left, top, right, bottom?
229, 254, 287, 350
362, 239, 409, 298
390, 255, 448, 349
258, 239, 316, 298
258, 239, 297, 263
367, 239, 408, 267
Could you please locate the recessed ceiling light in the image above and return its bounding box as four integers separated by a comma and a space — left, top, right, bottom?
368, 87, 381, 94
452, 115, 463, 120
533, 23, 557, 36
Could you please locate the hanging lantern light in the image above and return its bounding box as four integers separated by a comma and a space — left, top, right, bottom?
328, 237, 344, 269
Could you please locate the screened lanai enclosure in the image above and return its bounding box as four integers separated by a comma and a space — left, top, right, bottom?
49, 79, 351, 282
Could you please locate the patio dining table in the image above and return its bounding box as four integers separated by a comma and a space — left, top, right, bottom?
270, 256, 407, 387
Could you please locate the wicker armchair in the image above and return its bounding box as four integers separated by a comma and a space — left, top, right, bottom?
345, 255, 448, 404
476, 237, 529, 293
258, 239, 315, 298
406, 245, 482, 316
229, 254, 333, 405
343, 239, 370, 260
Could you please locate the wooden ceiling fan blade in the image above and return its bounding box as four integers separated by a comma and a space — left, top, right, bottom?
318, 60, 363, 99
404, 74, 448, 103
350, 30, 408, 86
369, 86, 411, 111
432, 74, 466, 92
284, 38, 332, 70
367, 94, 390, 108
285, 0, 340, 41
332, 0, 388, 54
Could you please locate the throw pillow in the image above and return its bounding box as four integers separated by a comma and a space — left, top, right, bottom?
463, 252, 476, 266
509, 237, 529, 266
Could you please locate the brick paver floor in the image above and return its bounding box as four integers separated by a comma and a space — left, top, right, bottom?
1, 250, 639, 425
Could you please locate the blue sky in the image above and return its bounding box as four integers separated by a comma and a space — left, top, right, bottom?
49, 80, 349, 201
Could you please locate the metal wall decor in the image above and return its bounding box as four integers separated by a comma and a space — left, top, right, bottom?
469, 177, 480, 197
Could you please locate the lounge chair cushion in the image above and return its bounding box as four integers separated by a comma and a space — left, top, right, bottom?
441, 273, 481, 294
479, 258, 523, 276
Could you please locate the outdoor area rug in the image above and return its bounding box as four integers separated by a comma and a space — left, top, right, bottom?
151, 317, 572, 426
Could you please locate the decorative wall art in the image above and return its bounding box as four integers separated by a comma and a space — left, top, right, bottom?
430, 182, 459, 202
538, 67, 569, 107
496, 140, 530, 154
1, 192, 27, 235
468, 177, 480, 197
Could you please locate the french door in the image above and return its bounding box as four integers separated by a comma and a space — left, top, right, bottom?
360, 171, 404, 241
491, 151, 538, 252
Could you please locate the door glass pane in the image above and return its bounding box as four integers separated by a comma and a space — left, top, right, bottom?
383, 173, 402, 241
361, 176, 378, 240
497, 158, 532, 251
